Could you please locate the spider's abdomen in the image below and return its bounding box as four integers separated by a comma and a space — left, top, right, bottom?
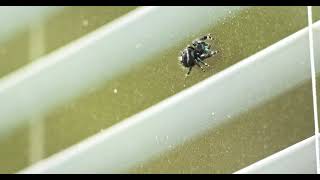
179, 48, 195, 67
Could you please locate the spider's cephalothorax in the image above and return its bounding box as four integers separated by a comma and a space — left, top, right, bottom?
178, 33, 218, 76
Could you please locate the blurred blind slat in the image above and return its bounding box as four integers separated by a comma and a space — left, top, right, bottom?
0, 6, 64, 43
235, 136, 318, 174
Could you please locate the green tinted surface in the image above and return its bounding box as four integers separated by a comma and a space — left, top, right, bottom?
0, 6, 317, 173
0, 32, 29, 78
0, 128, 29, 174
0, 6, 136, 173
44, 6, 137, 53
313, 6, 320, 22
43, 6, 314, 172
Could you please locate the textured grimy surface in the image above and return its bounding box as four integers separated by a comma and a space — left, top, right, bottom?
0, 6, 319, 173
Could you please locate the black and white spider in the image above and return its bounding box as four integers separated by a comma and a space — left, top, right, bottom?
178, 33, 218, 76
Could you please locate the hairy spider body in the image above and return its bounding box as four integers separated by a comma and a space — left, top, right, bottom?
180, 46, 196, 68
178, 34, 218, 76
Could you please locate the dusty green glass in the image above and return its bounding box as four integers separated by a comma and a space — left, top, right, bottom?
0, 6, 318, 173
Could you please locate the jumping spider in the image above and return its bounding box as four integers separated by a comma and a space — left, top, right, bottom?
178, 33, 218, 76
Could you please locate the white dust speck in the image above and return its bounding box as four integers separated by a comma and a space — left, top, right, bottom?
113, 88, 118, 94
82, 20, 89, 27
211, 112, 215, 116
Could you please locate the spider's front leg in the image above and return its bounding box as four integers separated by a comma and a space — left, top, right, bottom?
192, 34, 211, 45
195, 60, 206, 72
196, 57, 209, 67
200, 53, 211, 59
212, 49, 218, 55
199, 33, 214, 41
192, 40, 200, 47
201, 49, 218, 59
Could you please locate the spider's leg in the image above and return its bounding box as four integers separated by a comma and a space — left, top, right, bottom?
192, 40, 199, 46
200, 53, 212, 59
198, 34, 213, 41
197, 57, 209, 67
213, 50, 218, 55
186, 67, 193, 76
207, 50, 218, 57
187, 44, 195, 49
199, 60, 209, 67
195, 61, 205, 72
192, 34, 214, 46
206, 33, 214, 40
